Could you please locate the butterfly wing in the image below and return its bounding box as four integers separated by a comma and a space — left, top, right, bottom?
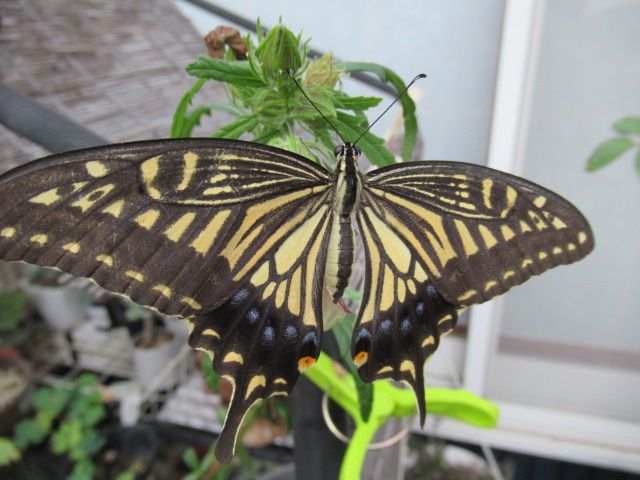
0, 138, 333, 461
354, 161, 594, 422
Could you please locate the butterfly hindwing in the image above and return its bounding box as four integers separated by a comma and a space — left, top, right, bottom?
188, 198, 332, 462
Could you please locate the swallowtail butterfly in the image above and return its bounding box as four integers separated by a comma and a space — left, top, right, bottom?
0, 135, 593, 461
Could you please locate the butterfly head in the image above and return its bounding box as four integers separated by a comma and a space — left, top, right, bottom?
333, 143, 362, 162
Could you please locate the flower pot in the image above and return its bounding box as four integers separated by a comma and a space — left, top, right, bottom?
24, 284, 85, 331
133, 330, 180, 390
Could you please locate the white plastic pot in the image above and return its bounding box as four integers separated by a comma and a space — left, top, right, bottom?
25, 284, 86, 331
133, 330, 180, 390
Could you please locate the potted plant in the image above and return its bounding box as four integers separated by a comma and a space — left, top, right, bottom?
125, 303, 180, 390
0, 373, 107, 479
23, 266, 86, 332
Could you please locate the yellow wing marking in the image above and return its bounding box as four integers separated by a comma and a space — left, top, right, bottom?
478, 224, 498, 248
181, 296, 202, 310
274, 378, 287, 385
302, 214, 329, 327
397, 278, 406, 303
538, 251, 548, 260
262, 282, 276, 300
223, 352, 244, 364
519, 220, 532, 233
274, 206, 327, 275
102, 199, 125, 218
551, 217, 567, 230
1, 227, 16, 238
421, 336, 435, 348
288, 266, 302, 316
71, 184, 116, 212
458, 289, 477, 302
152, 284, 172, 299
533, 196, 547, 208
245, 375, 267, 400
359, 224, 381, 324
30, 234, 48, 245
164, 212, 196, 242
62, 242, 81, 253
250, 262, 269, 287
96, 254, 114, 266
528, 211, 547, 230
437, 314, 454, 325
134, 209, 161, 230
454, 219, 478, 257
176, 152, 199, 191
407, 279, 416, 294
567, 243, 576, 251
482, 178, 493, 208
578, 232, 588, 244
140, 156, 161, 199
202, 328, 220, 338
203, 186, 233, 195
366, 207, 411, 274
275, 280, 288, 309
29, 187, 61, 206
484, 280, 498, 292
500, 186, 518, 217
86, 161, 109, 177
501, 225, 515, 241
190, 210, 231, 255
379, 265, 395, 312
377, 366, 393, 375
503, 270, 515, 280
400, 360, 416, 380
521, 258, 533, 268
125, 270, 145, 282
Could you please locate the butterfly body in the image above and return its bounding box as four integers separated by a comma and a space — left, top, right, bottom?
0, 138, 593, 462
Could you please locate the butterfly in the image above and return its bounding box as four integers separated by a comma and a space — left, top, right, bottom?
0, 137, 593, 461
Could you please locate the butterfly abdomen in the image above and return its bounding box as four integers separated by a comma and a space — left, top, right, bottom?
325, 149, 362, 302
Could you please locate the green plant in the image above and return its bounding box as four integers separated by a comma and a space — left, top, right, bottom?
586, 115, 640, 178
173, 21, 499, 475
0, 373, 107, 479
0, 290, 29, 345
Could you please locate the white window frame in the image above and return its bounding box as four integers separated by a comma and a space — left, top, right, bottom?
424, 0, 640, 474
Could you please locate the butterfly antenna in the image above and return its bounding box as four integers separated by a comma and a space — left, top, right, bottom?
353, 73, 426, 145
287, 70, 348, 145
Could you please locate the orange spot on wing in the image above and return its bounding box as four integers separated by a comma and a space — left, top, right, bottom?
298, 356, 317, 371
354, 351, 369, 367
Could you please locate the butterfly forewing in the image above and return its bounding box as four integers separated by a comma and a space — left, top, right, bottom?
0, 138, 334, 461
364, 161, 594, 306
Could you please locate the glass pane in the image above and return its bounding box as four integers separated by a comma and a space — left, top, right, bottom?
487, 0, 640, 421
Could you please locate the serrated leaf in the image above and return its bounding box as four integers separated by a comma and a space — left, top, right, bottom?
211, 115, 259, 139
335, 112, 395, 167
586, 138, 635, 171
333, 95, 382, 111
337, 61, 420, 161
613, 116, 640, 135
186, 57, 265, 87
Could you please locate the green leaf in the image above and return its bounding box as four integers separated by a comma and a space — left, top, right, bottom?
330, 316, 373, 421
335, 112, 395, 167
183, 447, 200, 470
171, 78, 207, 138
333, 95, 383, 111
81, 404, 106, 427
181, 106, 212, 138
32, 386, 70, 416
613, 116, 640, 135
51, 419, 83, 454
68, 458, 94, 480
186, 57, 265, 87
0, 438, 20, 466
14, 418, 48, 449
78, 428, 106, 456
337, 61, 420, 161
0, 290, 27, 332
586, 138, 635, 171
201, 354, 220, 392
211, 115, 259, 139
256, 24, 303, 78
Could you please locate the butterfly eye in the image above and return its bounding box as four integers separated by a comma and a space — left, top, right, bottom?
333, 145, 343, 157
354, 145, 362, 156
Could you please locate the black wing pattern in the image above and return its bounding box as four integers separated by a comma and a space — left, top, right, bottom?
353, 161, 594, 422
0, 138, 333, 461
